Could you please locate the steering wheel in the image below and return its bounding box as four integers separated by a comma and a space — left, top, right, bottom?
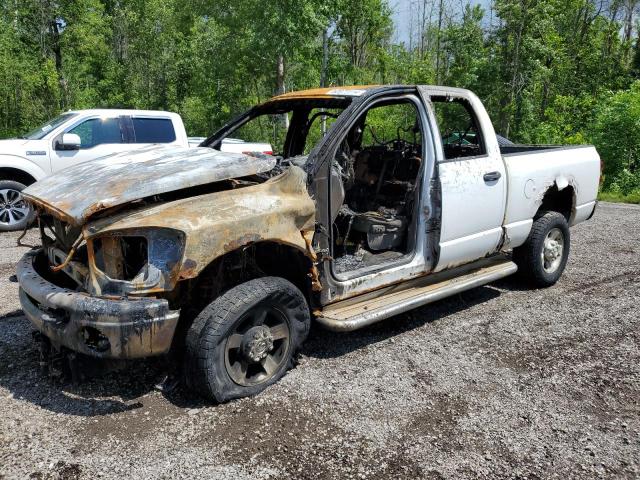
456, 123, 475, 145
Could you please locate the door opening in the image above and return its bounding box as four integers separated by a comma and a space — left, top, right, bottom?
330, 98, 424, 276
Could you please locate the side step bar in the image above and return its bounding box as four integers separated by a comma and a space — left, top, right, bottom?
316, 256, 517, 332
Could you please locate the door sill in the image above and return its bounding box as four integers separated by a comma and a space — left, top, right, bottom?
316, 255, 517, 332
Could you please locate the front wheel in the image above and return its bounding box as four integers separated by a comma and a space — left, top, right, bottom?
0, 180, 35, 232
184, 277, 310, 402
513, 211, 571, 288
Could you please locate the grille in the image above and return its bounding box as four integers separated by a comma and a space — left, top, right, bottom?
39, 214, 82, 254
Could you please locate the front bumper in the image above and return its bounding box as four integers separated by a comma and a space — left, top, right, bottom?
17, 249, 179, 359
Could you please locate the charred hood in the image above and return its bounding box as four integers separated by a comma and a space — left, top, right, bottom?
23, 145, 277, 225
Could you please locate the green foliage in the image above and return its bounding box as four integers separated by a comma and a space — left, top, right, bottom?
361, 102, 419, 145
589, 82, 640, 185
333, 0, 393, 82
441, 5, 488, 92
598, 189, 640, 204
528, 94, 598, 145
0, 0, 640, 205
607, 168, 640, 196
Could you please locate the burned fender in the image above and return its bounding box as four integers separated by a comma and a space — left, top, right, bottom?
87, 166, 317, 282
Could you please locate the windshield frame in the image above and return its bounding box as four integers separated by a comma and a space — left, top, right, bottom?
22, 113, 78, 140
202, 97, 354, 157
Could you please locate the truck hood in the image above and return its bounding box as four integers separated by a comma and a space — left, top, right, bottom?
23, 144, 277, 225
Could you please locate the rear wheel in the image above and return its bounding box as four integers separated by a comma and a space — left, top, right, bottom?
0, 180, 34, 232
513, 211, 570, 287
184, 277, 310, 402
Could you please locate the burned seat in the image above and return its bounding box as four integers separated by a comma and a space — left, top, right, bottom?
351, 210, 407, 251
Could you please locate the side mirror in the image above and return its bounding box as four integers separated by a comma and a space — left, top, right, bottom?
57, 133, 81, 150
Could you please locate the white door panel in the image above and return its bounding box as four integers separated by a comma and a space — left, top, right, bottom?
436, 155, 506, 270
49, 115, 129, 173
51, 144, 133, 173
437, 227, 503, 269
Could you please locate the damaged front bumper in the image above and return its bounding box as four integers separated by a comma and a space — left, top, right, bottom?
17, 249, 179, 359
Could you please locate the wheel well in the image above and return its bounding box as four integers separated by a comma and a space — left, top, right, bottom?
0, 168, 37, 187
537, 184, 575, 221
179, 241, 316, 320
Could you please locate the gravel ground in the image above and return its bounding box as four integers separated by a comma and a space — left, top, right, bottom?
0, 202, 638, 479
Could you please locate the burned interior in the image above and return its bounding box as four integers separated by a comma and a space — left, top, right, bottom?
328, 98, 424, 275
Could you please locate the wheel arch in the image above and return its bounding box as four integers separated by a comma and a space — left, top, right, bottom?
0, 166, 39, 187
0, 155, 47, 185
179, 240, 318, 322
536, 181, 576, 222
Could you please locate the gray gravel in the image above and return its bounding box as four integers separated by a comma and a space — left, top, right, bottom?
0, 202, 638, 479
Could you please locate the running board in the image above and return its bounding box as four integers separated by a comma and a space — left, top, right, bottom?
316, 256, 517, 332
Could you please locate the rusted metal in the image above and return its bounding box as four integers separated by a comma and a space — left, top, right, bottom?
86, 166, 316, 283
18, 250, 179, 359
302, 230, 322, 292
98, 236, 124, 279
18, 144, 317, 359
271, 85, 378, 101
50, 236, 83, 273
22, 145, 277, 226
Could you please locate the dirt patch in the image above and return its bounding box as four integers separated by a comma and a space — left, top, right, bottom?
29, 461, 82, 480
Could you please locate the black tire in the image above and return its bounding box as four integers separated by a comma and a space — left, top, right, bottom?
184, 277, 310, 402
513, 211, 570, 288
0, 180, 35, 232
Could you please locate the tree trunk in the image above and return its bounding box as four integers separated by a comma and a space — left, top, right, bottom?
320, 28, 329, 88
623, 0, 636, 44
320, 28, 329, 135
49, 19, 67, 109
507, 3, 527, 138
276, 54, 289, 129
435, 0, 444, 83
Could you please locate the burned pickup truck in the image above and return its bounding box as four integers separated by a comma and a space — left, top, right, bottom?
18, 86, 601, 402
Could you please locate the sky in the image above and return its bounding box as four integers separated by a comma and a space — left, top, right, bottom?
390, 0, 492, 44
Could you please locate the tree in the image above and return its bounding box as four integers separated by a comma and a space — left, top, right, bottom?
334, 0, 393, 82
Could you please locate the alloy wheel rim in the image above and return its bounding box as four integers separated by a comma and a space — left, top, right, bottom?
224, 305, 291, 387
541, 227, 564, 273
0, 189, 31, 226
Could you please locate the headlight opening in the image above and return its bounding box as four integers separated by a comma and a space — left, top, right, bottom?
93, 235, 149, 281
88, 228, 185, 295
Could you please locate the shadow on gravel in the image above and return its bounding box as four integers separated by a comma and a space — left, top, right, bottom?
491, 276, 537, 292
303, 284, 503, 359
0, 309, 25, 319
0, 280, 516, 414
0, 313, 190, 416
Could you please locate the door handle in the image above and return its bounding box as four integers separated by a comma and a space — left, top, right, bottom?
483, 171, 502, 182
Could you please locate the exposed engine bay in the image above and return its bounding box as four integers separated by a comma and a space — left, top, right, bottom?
331, 102, 423, 275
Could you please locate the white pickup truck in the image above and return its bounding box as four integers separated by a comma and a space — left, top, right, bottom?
18, 86, 600, 402
0, 109, 272, 231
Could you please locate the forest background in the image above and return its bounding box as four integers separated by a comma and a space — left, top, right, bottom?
2, 0, 640, 201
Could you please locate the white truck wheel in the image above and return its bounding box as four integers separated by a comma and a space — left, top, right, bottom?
0, 180, 35, 232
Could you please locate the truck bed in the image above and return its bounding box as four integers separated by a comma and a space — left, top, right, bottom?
501, 144, 600, 232
500, 144, 593, 156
